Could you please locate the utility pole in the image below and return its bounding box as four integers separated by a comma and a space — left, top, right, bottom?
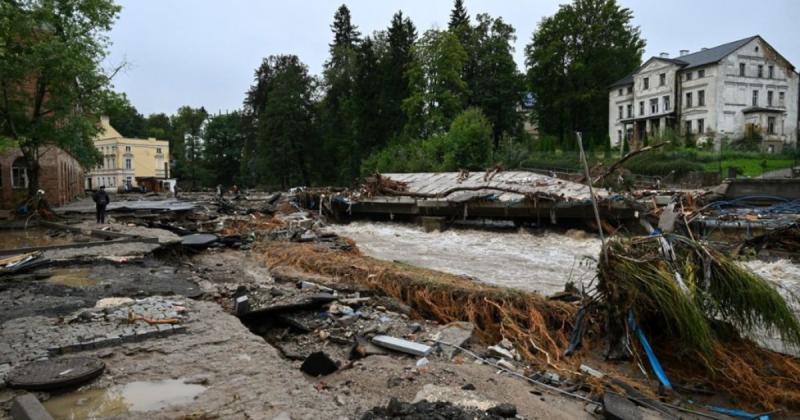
576, 132, 606, 249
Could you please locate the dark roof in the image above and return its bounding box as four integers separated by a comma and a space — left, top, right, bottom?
609, 36, 760, 89
610, 74, 633, 88
675, 36, 758, 69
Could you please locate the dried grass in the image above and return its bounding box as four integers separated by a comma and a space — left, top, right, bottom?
259, 241, 577, 369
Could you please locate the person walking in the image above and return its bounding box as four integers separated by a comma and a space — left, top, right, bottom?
92, 185, 110, 224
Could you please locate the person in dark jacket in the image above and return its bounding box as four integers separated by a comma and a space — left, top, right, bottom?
92, 186, 110, 223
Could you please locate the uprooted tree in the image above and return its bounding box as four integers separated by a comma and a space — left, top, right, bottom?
0, 0, 120, 198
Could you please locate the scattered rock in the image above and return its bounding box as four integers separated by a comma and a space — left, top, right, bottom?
434, 321, 474, 360
461, 383, 476, 391
486, 403, 517, 418
487, 345, 514, 361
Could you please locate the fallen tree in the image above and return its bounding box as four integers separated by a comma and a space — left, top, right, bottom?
598, 234, 800, 409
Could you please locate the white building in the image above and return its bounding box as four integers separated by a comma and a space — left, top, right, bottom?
609, 36, 798, 152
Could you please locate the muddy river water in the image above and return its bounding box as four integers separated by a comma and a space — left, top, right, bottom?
329, 222, 602, 296
331, 221, 800, 355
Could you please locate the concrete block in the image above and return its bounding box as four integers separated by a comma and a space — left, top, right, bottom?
371, 335, 432, 357
9, 393, 54, 420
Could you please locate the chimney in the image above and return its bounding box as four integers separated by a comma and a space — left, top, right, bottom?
679, 49, 689, 56
100, 115, 110, 125
660, 52, 669, 58
701, 47, 708, 51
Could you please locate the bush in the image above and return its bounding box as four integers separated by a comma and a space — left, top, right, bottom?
441, 108, 493, 170
624, 153, 704, 177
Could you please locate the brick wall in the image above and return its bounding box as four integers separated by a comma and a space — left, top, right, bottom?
0, 146, 85, 210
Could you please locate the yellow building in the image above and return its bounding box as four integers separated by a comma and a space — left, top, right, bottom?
85, 116, 170, 190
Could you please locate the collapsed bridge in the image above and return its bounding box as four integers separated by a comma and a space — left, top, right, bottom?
330, 171, 639, 227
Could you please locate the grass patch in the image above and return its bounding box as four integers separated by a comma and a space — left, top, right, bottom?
702, 158, 796, 177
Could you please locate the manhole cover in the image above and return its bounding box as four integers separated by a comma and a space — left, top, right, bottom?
7, 356, 105, 391
181, 233, 218, 247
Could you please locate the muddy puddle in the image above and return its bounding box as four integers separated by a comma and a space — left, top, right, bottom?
0, 227, 90, 251
329, 221, 601, 296
46, 268, 99, 287
43, 379, 206, 419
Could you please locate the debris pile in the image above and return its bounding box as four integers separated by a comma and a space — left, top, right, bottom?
260, 241, 578, 372
598, 234, 800, 409
363, 173, 409, 198
360, 398, 517, 420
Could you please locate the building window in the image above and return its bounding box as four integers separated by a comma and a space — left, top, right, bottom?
697, 118, 704, 135
11, 158, 28, 189
626, 104, 632, 118
685, 72, 693, 81
767, 91, 773, 107
618, 106, 623, 120
767, 116, 776, 134
698, 69, 705, 78
779, 92, 785, 107
125, 176, 132, 187
752, 90, 759, 106
125, 145, 131, 152
659, 73, 666, 86
125, 158, 132, 170
768, 65, 774, 79
685, 120, 692, 134
643, 77, 649, 89
618, 89, 623, 96
739, 63, 745, 76
627, 86, 632, 94
650, 98, 658, 114
663, 96, 670, 111
685, 92, 693, 108
618, 130, 622, 143
156, 147, 162, 154
758, 65, 763, 78
639, 101, 644, 116
698, 90, 705, 107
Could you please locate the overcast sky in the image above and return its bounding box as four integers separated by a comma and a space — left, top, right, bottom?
105, 0, 800, 116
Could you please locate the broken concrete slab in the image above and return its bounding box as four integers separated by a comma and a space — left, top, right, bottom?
9, 394, 53, 420
372, 335, 432, 357
412, 384, 498, 411
602, 392, 643, 420
181, 233, 219, 247
435, 321, 474, 359
487, 345, 514, 361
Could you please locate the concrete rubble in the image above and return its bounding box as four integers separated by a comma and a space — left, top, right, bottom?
0, 175, 798, 419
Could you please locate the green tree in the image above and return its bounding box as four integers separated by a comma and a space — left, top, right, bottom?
469, 14, 523, 149
442, 107, 493, 170
352, 37, 382, 158
0, 0, 120, 197
525, 0, 644, 149
403, 30, 468, 140
171, 106, 208, 189
202, 111, 245, 186
243, 55, 316, 188
378, 11, 416, 144
99, 91, 146, 138
144, 113, 172, 140
448, 0, 469, 30
319, 4, 361, 183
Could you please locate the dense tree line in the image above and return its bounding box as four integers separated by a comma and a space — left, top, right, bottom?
101, 0, 644, 190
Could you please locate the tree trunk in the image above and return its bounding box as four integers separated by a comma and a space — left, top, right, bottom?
22, 147, 41, 198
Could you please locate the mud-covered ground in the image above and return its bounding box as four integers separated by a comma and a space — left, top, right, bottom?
0, 236, 608, 420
